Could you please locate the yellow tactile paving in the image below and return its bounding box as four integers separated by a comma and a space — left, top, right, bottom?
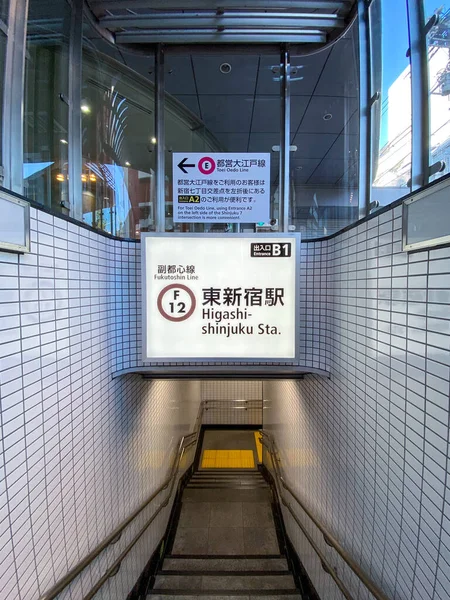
201, 449, 255, 469
254, 432, 263, 463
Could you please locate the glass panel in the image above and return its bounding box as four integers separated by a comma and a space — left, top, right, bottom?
24, 0, 70, 214
0, 0, 8, 22
165, 52, 279, 233
82, 29, 155, 238
290, 21, 360, 238
423, 1, 450, 182
0, 27, 6, 168
370, 0, 412, 207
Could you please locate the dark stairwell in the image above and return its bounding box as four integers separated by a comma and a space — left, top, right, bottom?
147, 460, 314, 599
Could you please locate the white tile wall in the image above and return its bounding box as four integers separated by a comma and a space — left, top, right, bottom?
0, 209, 202, 600
201, 381, 263, 425
263, 204, 450, 600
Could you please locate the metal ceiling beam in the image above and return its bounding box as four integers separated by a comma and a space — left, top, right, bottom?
100, 13, 345, 30
115, 29, 328, 43
90, 1, 351, 12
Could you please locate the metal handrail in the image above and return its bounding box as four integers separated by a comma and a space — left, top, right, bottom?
260, 430, 391, 600
39, 398, 262, 600
39, 407, 204, 600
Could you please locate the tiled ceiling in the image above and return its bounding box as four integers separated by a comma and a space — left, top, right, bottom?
161, 31, 359, 186
82, 26, 359, 186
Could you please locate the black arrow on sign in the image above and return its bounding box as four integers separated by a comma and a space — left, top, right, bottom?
177, 157, 195, 174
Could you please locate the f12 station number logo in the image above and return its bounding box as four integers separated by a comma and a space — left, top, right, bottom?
157, 284, 196, 322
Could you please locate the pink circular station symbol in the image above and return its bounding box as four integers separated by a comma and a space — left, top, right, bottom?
198, 156, 216, 175
157, 284, 196, 322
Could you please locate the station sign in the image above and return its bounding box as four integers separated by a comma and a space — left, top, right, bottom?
172, 152, 270, 223
142, 234, 299, 361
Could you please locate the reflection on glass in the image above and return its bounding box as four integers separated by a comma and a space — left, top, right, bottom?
164, 53, 280, 232
81, 42, 156, 238
290, 22, 360, 238
424, 1, 450, 182
370, 0, 412, 207
23, 0, 70, 214
0, 0, 8, 22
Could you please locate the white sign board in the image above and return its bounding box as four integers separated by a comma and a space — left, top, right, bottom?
0, 191, 30, 253
172, 152, 270, 223
142, 234, 299, 361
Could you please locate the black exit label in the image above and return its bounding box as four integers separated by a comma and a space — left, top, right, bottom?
178, 195, 200, 203
251, 242, 292, 257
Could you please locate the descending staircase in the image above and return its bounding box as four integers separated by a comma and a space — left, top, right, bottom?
148, 467, 303, 598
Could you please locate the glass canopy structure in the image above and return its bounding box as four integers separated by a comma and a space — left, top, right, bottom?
0, 0, 449, 239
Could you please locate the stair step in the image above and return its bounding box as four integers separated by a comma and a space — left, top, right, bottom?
163, 557, 289, 572
182, 489, 271, 502
149, 594, 302, 598
197, 469, 260, 473
160, 571, 290, 576
153, 574, 297, 591
191, 477, 265, 481
186, 484, 268, 489
195, 471, 261, 475
191, 473, 265, 481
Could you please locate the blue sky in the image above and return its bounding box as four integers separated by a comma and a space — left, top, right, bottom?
378, 0, 443, 147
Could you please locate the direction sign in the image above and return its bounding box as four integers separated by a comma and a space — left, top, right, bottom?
142, 233, 299, 361
172, 152, 271, 223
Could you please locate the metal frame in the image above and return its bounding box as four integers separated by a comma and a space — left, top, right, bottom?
0, 189, 30, 252
0, 0, 445, 241
407, 0, 430, 191
261, 430, 391, 600
141, 232, 301, 364
68, 0, 83, 221
155, 44, 165, 233
115, 30, 328, 45
100, 13, 346, 31
279, 46, 291, 233
2, 0, 28, 194
38, 405, 204, 600
357, 0, 370, 218
402, 176, 450, 251
91, 0, 351, 9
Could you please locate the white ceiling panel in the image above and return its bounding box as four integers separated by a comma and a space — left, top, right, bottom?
193, 55, 259, 95
291, 157, 322, 183
251, 97, 281, 133
314, 37, 358, 97
297, 95, 358, 134
291, 133, 337, 158
290, 96, 311, 132
325, 133, 358, 159
290, 49, 331, 96
174, 95, 201, 117
199, 95, 253, 133
165, 56, 197, 94
213, 132, 249, 152
308, 158, 349, 182
248, 132, 280, 152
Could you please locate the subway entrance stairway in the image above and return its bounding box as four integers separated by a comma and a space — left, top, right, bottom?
146, 429, 309, 599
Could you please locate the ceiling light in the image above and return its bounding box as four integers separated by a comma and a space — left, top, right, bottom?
151, 137, 157, 144
89, 174, 97, 182
219, 62, 232, 74
81, 104, 91, 114
81, 174, 87, 182
125, 161, 131, 167
323, 113, 333, 121
60, 139, 68, 145
56, 173, 65, 182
